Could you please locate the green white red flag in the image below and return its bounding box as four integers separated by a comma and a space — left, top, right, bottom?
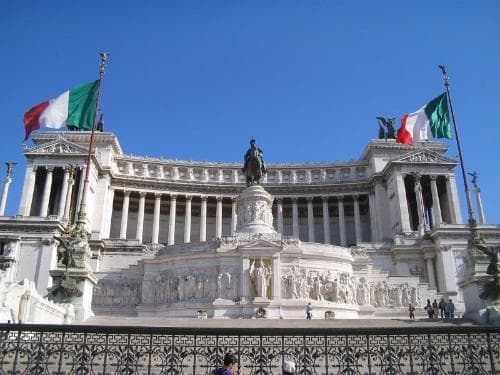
396, 93, 453, 145
23, 80, 99, 140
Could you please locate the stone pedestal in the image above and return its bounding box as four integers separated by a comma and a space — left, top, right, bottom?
49, 269, 98, 322
236, 186, 275, 234
459, 251, 500, 324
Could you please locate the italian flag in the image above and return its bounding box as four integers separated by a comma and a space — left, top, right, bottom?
23, 80, 99, 140
396, 92, 453, 145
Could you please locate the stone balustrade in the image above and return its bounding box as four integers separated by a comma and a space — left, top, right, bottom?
113, 157, 369, 185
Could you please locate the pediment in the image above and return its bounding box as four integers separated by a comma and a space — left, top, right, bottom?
392, 149, 456, 165
25, 137, 88, 155
237, 239, 283, 250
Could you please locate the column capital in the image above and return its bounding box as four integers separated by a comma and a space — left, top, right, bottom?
45, 166, 55, 172
216, 196, 223, 202
231, 196, 237, 203
352, 194, 360, 200
430, 175, 438, 181
200, 195, 208, 202
337, 195, 344, 201
139, 191, 147, 198
63, 166, 72, 173
413, 172, 422, 184
154, 192, 162, 199
276, 197, 283, 204
306, 196, 314, 203
123, 189, 131, 197
322, 196, 329, 203
423, 250, 435, 260
170, 194, 177, 201
185, 194, 192, 201
291, 196, 298, 203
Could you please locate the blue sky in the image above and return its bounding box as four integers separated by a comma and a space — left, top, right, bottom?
1, 1, 499, 223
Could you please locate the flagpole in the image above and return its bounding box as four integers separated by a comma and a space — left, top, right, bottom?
75, 52, 109, 229
438, 65, 475, 224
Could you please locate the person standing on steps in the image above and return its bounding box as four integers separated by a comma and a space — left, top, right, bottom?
408, 303, 416, 319
432, 299, 439, 319
438, 298, 445, 318
306, 303, 313, 320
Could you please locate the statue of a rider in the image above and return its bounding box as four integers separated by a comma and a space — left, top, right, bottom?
242, 138, 267, 187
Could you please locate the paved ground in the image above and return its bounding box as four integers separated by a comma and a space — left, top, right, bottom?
84, 316, 479, 329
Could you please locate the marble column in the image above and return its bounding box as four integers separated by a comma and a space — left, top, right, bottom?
57, 167, 70, 219
474, 187, 486, 224
373, 180, 387, 239
231, 197, 237, 235
307, 197, 315, 242
353, 194, 362, 244
101, 187, 114, 238
445, 175, 463, 224
63, 172, 76, 223
322, 196, 331, 244
39, 166, 54, 217
414, 175, 426, 234
184, 195, 192, 243
119, 190, 131, 239
430, 175, 443, 227
152, 193, 161, 244
291, 197, 299, 238
200, 196, 207, 242
276, 198, 284, 234
19, 165, 37, 216
0, 175, 12, 216
425, 254, 437, 290
338, 196, 346, 246
136, 192, 146, 242
271, 255, 281, 299
216, 196, 223, 238
368, 193, 378, 241
395, 174, 411, 233
168, 194, 177, 245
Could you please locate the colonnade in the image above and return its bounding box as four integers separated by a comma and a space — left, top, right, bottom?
16, 165, 463, 248
18, 165, 84, 220
400, 173, 460, 233
111, 190, 370, 246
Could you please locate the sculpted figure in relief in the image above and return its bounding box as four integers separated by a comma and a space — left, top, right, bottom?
250, 259, 271, 298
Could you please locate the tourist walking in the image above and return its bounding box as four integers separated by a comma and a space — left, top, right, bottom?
306, 303, 313, 320
283, 360, 296, 375
214, 353, 242, 375
438, 298, 445, 318
425, 299, 433, 318
445, 299, 456, 319
432, 299, 439, 319
408, 303, 415, 319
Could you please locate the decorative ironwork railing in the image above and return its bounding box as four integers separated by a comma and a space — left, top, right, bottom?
0, 324, 498, 374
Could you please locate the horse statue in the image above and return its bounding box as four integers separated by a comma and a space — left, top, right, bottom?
242, 138, 267, 187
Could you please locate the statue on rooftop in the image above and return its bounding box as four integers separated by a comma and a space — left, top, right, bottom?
376, 117, 396, 140
242, 138, 267, 187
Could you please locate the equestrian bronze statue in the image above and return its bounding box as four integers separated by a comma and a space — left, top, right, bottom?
242, 138, 267, 187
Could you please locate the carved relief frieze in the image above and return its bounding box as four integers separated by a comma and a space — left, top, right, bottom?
280, 267, 421, 308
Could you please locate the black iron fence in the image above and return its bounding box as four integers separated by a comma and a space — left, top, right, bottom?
0, 323, 498, 374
